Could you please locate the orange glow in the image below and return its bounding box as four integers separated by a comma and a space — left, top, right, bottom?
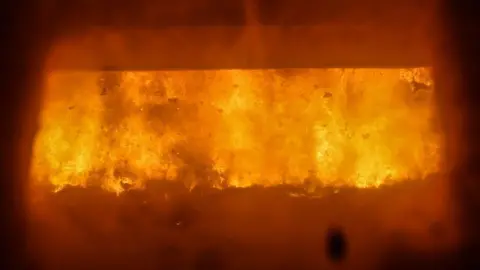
30, 68, 441, 193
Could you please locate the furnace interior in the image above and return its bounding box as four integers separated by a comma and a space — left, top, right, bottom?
27, 67, 459, 270
30, 68, 442, 193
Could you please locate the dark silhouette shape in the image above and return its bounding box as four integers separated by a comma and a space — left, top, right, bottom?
326, 227, 347, 262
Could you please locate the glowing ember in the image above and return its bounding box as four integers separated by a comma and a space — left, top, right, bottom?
30, 68, 441, 193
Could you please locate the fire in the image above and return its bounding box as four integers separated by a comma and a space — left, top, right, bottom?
30, 68, 441, 193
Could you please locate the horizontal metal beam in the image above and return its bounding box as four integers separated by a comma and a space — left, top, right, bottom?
48, 24, 433, 70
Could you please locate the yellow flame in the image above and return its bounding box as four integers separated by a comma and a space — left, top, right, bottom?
31, 68, 442, 192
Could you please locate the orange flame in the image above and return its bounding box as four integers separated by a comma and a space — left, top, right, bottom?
30, 68, 441, 193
